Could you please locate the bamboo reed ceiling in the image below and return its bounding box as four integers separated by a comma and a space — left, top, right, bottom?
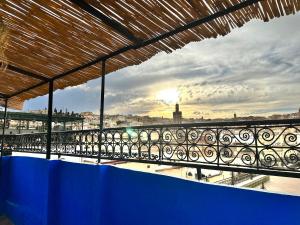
0, 0, 299, 109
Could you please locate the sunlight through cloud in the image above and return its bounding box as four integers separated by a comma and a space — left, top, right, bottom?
156, 88, 179, 105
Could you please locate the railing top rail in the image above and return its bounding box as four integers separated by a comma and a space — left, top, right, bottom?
3, 118, 300, 136
104, 118, 300, 130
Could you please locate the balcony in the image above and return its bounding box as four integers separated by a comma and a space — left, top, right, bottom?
0, 1, 300, 224
1, 110, 300, 225
0, 155, 299, 225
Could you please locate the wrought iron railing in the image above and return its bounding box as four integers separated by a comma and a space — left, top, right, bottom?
2, 119, 300, 177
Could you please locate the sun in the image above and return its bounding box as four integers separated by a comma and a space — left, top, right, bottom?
156, 88, 179, 104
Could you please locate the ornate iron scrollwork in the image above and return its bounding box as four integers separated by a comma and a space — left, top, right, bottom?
2, 120, 300, 176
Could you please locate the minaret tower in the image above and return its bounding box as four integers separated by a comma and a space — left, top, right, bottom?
173, 103, 182, 124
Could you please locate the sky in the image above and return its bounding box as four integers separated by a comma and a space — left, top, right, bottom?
23, 13, 300, 119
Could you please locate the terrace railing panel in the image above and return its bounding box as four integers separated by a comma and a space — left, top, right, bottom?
2, 119, 300, 177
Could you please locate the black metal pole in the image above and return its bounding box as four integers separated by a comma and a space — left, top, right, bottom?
98, 60, 106, 163
46, 81, 54, 160
231, 171, 235, 185
196, 167, 202, 180
1, 99, 8, 157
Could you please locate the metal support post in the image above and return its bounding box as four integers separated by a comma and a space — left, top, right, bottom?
196, 167, 202, 180
98, 60, 106, 163
1, 99, 8, 157
231, 171, 235, 185
46, 81, 54, 160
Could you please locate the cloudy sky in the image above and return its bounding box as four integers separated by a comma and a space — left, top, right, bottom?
23, 13, 300, 119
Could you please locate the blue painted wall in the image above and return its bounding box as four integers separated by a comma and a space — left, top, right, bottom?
1, 157, 49, 225
0, 156, 299, 225
0, 157, 10, 213
47, 161, 106, 225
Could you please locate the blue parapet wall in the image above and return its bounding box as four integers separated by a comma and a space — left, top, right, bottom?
0, 156, 299, 225
1, 157, 49, 225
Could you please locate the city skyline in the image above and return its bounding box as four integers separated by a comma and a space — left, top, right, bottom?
22, 13, 300, 119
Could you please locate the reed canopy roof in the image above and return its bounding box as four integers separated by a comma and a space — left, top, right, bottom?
0, 0, 299, 109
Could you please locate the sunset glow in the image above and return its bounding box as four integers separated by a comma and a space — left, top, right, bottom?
156, 88, 179, 104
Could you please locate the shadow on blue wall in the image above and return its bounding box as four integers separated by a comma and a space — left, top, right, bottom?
0, 156, 299, 225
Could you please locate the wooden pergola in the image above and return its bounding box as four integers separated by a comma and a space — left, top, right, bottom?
0, 0, 299, 159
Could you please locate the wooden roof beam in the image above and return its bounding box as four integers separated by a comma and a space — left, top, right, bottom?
7, 65, 49, 82
0, 92, 8, 99
70, 0, 142, 43
8, 81, 48, 98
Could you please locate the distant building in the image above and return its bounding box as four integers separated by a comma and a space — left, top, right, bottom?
0, 110, 83, 134
173, 104, 182, 124
29, 108, 48, 115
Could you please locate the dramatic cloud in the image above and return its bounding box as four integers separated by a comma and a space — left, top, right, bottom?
24, 14, 300, 119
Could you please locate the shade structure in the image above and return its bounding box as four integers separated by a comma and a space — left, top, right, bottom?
0, 0, 299, 109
